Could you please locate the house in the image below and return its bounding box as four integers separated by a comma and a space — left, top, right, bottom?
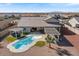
0, 20, 17, 39
0, 13, 20, 17
17, 17, 60, 31
20, 13, 48, 17
0, 20, 11, 31
14, 16, 61, 40
0, 20, 11, 40
65, 17, 79, 34
68, 17, 79, 28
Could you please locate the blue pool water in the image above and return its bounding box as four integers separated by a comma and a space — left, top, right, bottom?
12, 36, 34, 49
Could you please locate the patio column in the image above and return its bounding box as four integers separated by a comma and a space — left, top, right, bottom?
15, 32, 17, 39
57, 35, 59, 40
10, 31, 12, 35
56, 35, 60, 42
21, 30, 24, 36
58, 27, 61, 32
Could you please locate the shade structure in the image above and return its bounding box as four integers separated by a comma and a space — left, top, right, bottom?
44, 28, 60, 35
9, 28, 23, 32
9, 28, 24, 38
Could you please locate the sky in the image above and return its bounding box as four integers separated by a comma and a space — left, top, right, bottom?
0, 3, 79, 13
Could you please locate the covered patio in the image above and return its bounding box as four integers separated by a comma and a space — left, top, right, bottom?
44, 28, 60, 42
9, 28, 23, 38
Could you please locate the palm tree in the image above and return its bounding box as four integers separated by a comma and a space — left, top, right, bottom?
45, 34, 56, 48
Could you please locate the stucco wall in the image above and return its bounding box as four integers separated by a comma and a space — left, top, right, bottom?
25, 27, 30, 32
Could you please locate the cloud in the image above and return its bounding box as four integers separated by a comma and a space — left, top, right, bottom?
0, 3, 13, 6
66, 3, 79, 6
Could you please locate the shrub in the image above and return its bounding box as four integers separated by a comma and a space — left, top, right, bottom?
35, 41, 46, 47
23, 32, 29, 35
15, 17, 20, 19
5, 35, 16, 43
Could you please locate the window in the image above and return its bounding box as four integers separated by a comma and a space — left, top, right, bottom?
23, 28, 26, 31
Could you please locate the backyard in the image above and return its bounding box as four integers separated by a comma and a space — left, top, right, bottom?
0, 16, 79, 56
0, 39, 79, 56
0, 33, 79, 56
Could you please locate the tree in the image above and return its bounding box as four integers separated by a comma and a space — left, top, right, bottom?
0, 17, 4, 21
10, 15, 15, 18
45, 34, 56, 48
54, 14, 61, 19
4, 15, 9, 19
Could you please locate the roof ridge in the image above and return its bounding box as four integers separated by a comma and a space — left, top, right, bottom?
43, 16, 52, 21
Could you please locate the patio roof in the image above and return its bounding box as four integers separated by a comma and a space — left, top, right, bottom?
44, 28, 60, 35
9, 28, 23, 32
18, 17, 61, 27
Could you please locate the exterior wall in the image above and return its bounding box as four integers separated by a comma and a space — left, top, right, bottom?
65, 24, 79, 35
37, 27, 44, 31
24, 27, 45, 32
69, 18, 79, 27
24, 27, 60, 33
24, 27, 30, 32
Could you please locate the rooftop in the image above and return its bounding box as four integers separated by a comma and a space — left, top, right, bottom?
74, 17, 79, 22
18, 17, 61, 27
0, 20, 12, 30
44, 17, 59, 23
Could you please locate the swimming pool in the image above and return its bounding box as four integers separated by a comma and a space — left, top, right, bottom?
7, 35, 42, 53
12, 36, 34, 49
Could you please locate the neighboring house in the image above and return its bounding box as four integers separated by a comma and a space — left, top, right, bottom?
20, 13, 48, 17
0, 13, 20, 17
65, 17, 79, 34
68, 17, 79, 28
0, 20, 17, 39
0, 20, 11, 31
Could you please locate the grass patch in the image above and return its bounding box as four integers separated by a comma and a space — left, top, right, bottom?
5, 35, 16, 43
35, 41, 46, 47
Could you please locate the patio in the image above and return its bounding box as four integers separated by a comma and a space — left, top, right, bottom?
9, 28, 23, 39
